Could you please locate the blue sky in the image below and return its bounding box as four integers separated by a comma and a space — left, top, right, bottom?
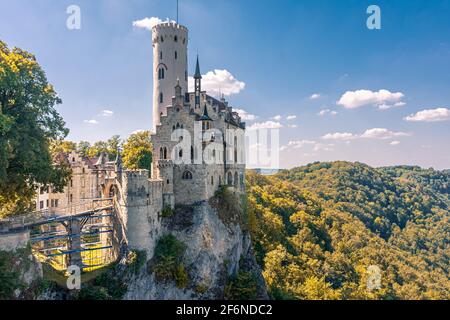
1, 0, 449, 169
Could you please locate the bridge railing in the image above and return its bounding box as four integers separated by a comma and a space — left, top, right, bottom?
0, 198, 114, 232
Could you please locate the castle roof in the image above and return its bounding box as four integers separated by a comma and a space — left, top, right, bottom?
199, 104, 212, 121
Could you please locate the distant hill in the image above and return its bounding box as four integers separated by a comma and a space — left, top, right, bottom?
246, 161, 450, 299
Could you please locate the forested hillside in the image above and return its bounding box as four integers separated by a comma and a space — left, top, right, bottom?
246, 162, 450, 300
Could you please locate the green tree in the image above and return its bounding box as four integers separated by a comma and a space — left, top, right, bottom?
122, 130, 152, 170
49, 140, 76, 157
0, 41, 70, 217
77, 141, 91, 157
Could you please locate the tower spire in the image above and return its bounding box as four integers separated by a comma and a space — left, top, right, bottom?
194, 55, 202, 109
194, 55, 202, 79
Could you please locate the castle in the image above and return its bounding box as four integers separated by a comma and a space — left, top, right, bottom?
115, 21, 246, 256
31, 21, 246, 260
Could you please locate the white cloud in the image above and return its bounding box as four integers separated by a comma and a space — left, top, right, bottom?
318, 109, 338, 116
390, 141, 401, 146
337, 89, 405, 109
132, 17, 175, 31
286, 115, 297, 121
100, 109, 114, 117
84, 119, 99, 125
288, 124, 298, 129
271, 115, 282, 121
234, 109, 257, 121
188, 69, 245, 97
360, 128, 411, 139
310, 93, 321, 100
314, 143, 334, 152
378, 101, 406, 110
322, 128, 410, 141
322, 132, 357, 141
288, 140, 315, 149
404, 107, 450, 122
131, 129, 145, 135
248, 121, 283, 130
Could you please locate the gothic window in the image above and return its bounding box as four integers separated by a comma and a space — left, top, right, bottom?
179, 149, 183, 159
163, 147, 168, 159
176, 123, 181, 129
182, 171, 193, 180
159, 92, 163, 104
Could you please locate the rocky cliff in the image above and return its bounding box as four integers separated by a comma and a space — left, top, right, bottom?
123, 196, 267, 300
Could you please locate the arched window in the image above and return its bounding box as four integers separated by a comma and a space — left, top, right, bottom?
159, 92, 163, 104
179, 149, 183, 159
182, 171, 193, 180
227, 172, 233, 186
176, 123, 181, 129
163, 147, 168, 159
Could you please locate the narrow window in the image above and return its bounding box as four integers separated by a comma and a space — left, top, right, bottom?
174, 35, 178, 42
160, 51, 163, 59
175, 51, 178, 59
160, 92, 163, 104
55, 199, 59, 207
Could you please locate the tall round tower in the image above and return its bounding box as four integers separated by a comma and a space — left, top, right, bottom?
152, 22, 189, 130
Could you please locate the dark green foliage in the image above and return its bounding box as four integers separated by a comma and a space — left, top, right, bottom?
151, 235, 189, 288
247, 162, 450, 300
161, 206, 174, 218
0, 250, 22, 299
225, 271, 259, 300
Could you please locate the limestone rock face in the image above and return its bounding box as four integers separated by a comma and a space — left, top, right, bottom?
124, 201, 267, 300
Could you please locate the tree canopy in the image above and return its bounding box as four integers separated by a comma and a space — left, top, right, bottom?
122, 130, 152, 170
247, 162, 450, 300
0, 41, 70, 217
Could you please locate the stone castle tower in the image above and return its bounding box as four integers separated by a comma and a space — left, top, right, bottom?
150, 21, 246, 209
115, 21, 246, 257
152, 22, 189, 131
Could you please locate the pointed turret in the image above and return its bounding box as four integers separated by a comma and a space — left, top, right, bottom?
194, 55, 202, 79
199, 104, 212, 121
194, 55, 202, 110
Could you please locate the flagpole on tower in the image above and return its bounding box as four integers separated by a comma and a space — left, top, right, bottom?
177, 0, 179, 23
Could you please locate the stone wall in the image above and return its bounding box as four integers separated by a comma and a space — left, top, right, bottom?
0, 230, 30, 252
